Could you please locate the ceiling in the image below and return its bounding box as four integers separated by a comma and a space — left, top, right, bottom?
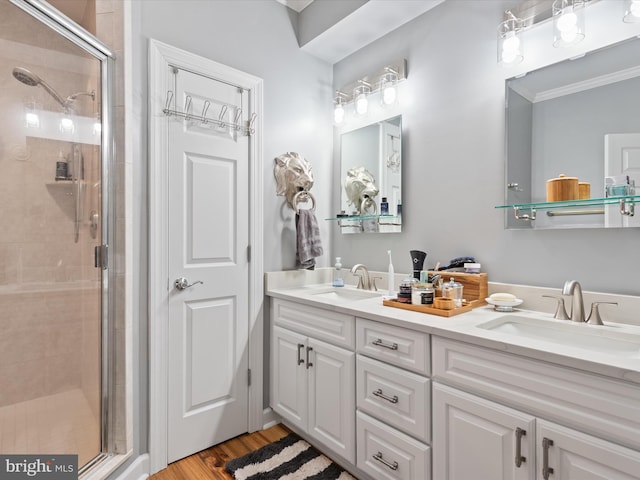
287, 0, 445, 63
276, 0, 315, 13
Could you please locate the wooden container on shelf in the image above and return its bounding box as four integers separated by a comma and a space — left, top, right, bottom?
579, 182, 590, 200
546, 174, 579, 202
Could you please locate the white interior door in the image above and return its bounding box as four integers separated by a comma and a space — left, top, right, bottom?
167, 68, 250, 463
604, 133, 640, 227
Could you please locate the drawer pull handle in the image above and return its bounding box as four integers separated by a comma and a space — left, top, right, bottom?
373, 388, 399, 404
297, 343, 305, 365
515, 427, 526, 468
372, 338, 398, 350
306, 346, 313, 369
372, 451, 398, 471
542, 437, 554, 480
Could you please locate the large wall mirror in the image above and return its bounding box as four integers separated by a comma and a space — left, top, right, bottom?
505, 36, 640, 229
338, 115, 402, 234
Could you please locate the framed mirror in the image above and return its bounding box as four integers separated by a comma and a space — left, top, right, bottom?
338, 115, 402, 234
504, 36, 640, 229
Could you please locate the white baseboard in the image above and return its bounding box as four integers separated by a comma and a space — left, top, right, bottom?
112, 454, 149, 480
262, 407, 279, 429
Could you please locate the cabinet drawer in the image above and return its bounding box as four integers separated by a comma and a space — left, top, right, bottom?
357, 355, 430, 443
357, 318, 430, 375
432, 336, 640, 451
272, 299, 355, 349
357, 411, 430, 480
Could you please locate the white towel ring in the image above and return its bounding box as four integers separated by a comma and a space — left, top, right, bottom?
293, 190, 316, 214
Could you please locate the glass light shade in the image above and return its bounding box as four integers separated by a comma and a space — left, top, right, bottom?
552, 0, 585, 48
623, 0, 640, 22
380, 71, 398, 106
334, 102, 345, 124
59, 116, 75, 133
353, 84, 370, 116
497, 18, 523, 65
24, 102, 40, 128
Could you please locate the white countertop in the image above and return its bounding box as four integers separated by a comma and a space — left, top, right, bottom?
266, 282, 640, 384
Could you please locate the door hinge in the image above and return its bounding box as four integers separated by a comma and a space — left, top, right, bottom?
94, 244, 108, 269
248, 368, 252, 386
247, 245, 251, 262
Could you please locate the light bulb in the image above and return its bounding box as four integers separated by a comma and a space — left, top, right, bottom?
356, 93, 368, 115
501, 49, 518, 64
334, 103, 344, 124
502, 31, 521, 52
556, 8, 577, 32
382, 85, 397, 105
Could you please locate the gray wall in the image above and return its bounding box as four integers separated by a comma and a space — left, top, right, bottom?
127, 0, 333, 474
332, 0, 640, 296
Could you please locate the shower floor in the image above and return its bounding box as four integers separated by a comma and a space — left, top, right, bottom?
0, 389, 100, 467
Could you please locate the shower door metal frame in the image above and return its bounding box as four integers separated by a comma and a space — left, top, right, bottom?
9, 0, 116, 469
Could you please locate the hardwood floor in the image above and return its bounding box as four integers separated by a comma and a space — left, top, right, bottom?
149, 424, 291, 480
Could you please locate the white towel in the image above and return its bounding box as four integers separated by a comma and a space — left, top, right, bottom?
296, 209, 323, 270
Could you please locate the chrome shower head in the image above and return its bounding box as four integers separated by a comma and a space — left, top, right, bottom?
12, 66, 39, 86
12, 66, 68, 109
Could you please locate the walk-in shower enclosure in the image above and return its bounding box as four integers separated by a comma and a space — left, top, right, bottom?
0, 0, 114, 472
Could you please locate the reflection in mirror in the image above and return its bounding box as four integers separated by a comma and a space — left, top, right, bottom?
339, 115, 402, 234
505, 37, 640, 229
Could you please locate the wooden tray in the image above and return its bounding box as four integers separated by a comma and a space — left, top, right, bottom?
383, 299, 472, 318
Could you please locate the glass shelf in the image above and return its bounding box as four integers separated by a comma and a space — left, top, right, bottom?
495, 195, 640, 211
496, 195, 638, 221
325, 214, 401, 222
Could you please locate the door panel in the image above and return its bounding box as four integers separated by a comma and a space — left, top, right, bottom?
433, 383, 535, 480
537, 420, 640, 480
271, 326, 307, 430
167, 68, 249, 463
308, 338, 356, 463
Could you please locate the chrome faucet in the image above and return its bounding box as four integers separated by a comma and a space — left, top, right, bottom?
562, 280, 585, 322
351, 264, 371, 290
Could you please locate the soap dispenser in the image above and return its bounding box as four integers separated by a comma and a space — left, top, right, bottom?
333, 257, 344, 287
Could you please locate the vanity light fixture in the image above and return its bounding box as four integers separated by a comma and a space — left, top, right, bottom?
552, 0, 586, 47
333, 60, 407, 123
333, 91, 347, 124
354, 80, 371, 116
379, 67, 399, 106
497, 10, 524, 65
623, 0, 640, 22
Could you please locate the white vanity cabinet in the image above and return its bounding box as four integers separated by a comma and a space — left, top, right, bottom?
355, 318, 432, 480
432, 337, 640, 480
270, 299, 356, 463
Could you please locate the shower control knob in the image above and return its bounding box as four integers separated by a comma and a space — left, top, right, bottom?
174, 277, 204, 290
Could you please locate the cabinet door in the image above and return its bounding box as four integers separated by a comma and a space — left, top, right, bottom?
537, 420, 640, 480
307, 337, 356, 463
271, 325, 308, 430
433, 383, 535, 480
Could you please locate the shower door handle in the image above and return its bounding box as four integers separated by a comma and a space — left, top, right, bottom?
174, 277, 204, 290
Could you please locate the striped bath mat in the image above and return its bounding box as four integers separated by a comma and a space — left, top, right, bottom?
225, 433, 357, 480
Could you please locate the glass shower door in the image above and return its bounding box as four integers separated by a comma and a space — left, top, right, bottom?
0, 0, 108, 470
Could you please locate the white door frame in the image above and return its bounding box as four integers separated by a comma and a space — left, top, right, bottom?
148, 38, 264, 474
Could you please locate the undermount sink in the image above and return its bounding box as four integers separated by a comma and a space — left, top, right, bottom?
306, 286, 383, 301
477, 315, 640, 358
